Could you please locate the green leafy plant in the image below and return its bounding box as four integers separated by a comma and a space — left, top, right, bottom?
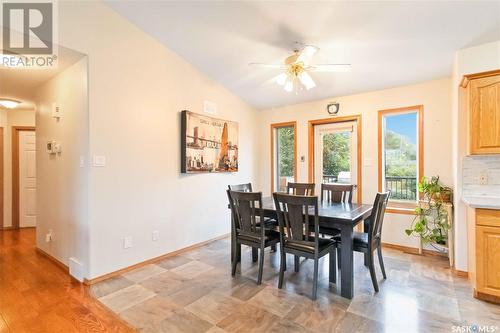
405, 176, 452, 246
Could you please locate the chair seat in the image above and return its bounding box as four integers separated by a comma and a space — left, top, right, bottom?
238, 228, 280, 244
333, 231, 368, 247
285, 236, 335, 254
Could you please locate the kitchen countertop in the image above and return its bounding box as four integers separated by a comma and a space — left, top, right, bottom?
462, 196, 500, 209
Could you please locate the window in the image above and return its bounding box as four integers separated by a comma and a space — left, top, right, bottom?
271, 122, 297, 192
378, 106, 423, 210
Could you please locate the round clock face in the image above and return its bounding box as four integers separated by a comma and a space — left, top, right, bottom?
327, 103, 339, 114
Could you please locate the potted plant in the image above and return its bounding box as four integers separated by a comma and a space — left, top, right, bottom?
405, 176, 452, 248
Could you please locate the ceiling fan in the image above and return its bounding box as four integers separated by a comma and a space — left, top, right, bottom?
250, 44, 351, 93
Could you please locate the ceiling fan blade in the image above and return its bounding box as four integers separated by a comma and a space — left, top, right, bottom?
261, 72, 288, 86
296, 45, 319, 66
249, 62, 286, 69
308, 64, 351, 72
298, 71, 316, 90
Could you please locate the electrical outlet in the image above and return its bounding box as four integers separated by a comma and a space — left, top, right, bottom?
152, 231, 159, 241
123, 236, 132, 249
45, 229, 53, 243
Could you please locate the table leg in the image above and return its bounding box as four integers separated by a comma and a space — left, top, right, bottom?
340, 226, 354, 299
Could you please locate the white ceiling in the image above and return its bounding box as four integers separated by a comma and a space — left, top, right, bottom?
107, 1, 499, 109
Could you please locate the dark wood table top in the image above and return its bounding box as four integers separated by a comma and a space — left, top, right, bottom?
260, 196, 373, 226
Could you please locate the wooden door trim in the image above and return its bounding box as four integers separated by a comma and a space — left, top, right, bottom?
270, 121, 297, 193
0, 128, 3, 229
12, 126, 36, 229
308, 115, 362, 204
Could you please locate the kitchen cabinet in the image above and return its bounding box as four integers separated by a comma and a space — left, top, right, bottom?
475, 209, 500, 303
462, 70, 500, 155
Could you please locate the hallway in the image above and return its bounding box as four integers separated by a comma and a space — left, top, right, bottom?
0, 228, 134, 332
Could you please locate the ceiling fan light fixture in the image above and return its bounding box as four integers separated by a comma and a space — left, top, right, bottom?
298, 72, 316, 90
0, 98, 21, 109
284, 79, 294, 92
275, 73, 288, 86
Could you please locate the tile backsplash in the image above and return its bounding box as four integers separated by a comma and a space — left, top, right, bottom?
463, 155, 500, 198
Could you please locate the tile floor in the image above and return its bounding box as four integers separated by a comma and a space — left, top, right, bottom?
91, 238, 500, 333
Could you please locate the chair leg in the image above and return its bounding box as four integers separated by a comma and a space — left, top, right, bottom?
257, 245, 265, 285
336, 247, 341, 269
294, 255, 299, 272
312, 257, 319, 300
368, 251, 379, 292
377, 246, 387, 279
232, 244, 240, 276
364, 253, 369, 267
329, 248, 336, 284
278, 249, 285, 288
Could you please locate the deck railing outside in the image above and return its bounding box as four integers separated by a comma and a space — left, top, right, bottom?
322, 175, 417, 201
385, 176, 417, 201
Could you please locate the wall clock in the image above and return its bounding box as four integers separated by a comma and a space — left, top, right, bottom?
327, 102, 340, 115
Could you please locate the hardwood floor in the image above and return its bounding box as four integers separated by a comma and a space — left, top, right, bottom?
0, 228, 135, 333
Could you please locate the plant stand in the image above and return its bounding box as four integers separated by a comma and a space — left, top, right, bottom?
418, 200, 454, 267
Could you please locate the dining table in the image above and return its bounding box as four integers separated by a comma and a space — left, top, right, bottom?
231, 196, 373, 299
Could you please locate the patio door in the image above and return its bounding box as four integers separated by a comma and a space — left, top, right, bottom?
313, 121, 358, 199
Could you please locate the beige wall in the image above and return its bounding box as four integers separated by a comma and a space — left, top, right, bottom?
56, 2, 259, 279
257, 78, 452, 249
451, 41, 500, 272
35, 58, 89, 275
0, 108, 36, 227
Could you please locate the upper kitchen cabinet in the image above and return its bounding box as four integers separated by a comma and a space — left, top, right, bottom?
462, 70, 500, 155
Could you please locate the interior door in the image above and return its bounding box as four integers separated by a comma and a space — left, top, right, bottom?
19, 130, 36, 228
313, 121, 358, 199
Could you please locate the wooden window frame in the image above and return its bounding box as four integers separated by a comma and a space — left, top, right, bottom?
270, 122, 297, 193
378, 105, 423, 215
307, 115, 363, 204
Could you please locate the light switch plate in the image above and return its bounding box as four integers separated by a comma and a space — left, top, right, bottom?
123, 236, 132, 249
93, 155, 106, 167
152, 231, 159, 241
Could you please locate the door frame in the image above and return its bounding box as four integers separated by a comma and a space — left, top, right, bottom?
12, 126, 36, 229
308, 115, 362, 204
0, 128, 3, 229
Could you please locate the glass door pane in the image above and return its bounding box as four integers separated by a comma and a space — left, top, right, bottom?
275, 126, 295, 192
314, 121, 357, 198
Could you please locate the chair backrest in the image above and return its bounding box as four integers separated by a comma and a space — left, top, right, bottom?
321, 183, 354, 203
228, 183, 252, 192
273, 193, 319, 252
368, 192, 390, 245
227, 190, 264, 239
286, 182, 315, 196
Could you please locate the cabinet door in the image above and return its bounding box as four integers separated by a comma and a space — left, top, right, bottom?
470, 75, 500, 154
476, 225, 500, 297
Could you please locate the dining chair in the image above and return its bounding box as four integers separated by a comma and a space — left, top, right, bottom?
227, 190, 280, 285
318, 184, 355, 238
273, 192, 336, 300
228, 183, 252, 192
333, 192, 390, 292
321, 183, 354, 203
286, 182, 315, 196
228, 183, 277, 256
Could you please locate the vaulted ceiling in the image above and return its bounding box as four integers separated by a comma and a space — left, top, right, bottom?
108, 1, 499, 109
